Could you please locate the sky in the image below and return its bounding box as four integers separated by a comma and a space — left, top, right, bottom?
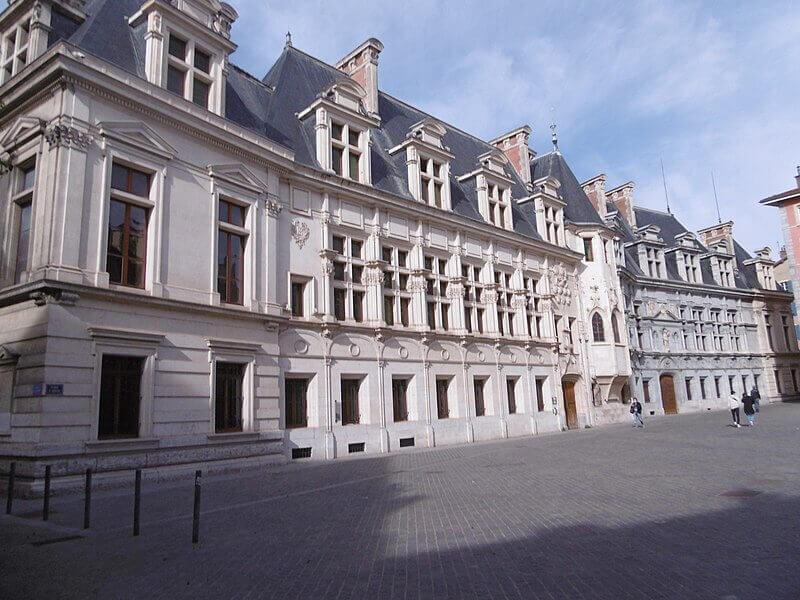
225, 0, 800, 254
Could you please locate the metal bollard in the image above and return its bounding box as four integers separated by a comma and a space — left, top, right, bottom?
191, 470, 201, 544
83, 469, 92, 530
42, 465, 51, 521
133, 469, 141, 536
5, 462, 15, 515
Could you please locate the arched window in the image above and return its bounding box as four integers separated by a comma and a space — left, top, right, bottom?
612, 311, 621, 343
592, 312, 605, 342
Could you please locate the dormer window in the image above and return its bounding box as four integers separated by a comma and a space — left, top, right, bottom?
420, 158, 445, 208
165, 33, 214, 109
487, 184, 511, 228
544, 205, 562, 244
717, 258, 734, 287
644, 247, 663, 278
331, 121, 363, 181
0, 15, 30, 84
683, 252, 699, 283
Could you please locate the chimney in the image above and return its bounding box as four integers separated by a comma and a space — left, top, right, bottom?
606, 182, 636, 228
697, 221, 735, 254
336, 38, 384, 118
795, 165, 800, 189
489, 126, 532, 185
581, 174, 607, 218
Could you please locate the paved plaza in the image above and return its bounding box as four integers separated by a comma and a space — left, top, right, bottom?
2, 404, 800, 600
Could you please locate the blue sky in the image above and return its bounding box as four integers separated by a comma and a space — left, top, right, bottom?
226, 0, 799, 253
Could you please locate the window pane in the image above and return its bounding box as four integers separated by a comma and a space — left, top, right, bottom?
167, 65, 185, 96
331, 123, 344, 141
334, 288, 346, 320
332, 236, 344, 254
126, 259, 144, 288
20, 163, 35, 190
353, 291, 364, 322
111, 164, 129, 192
130, 170, 150, 197
381, 246, 393, 262
398, 250, 408, 267
348, 151, 360, 180
192, 78, 210, 108
107, 254, 122, 285
98, 355, 142, 439
194, 49, 211, 73
348, 128, 360, 146
331, 147, 343, 175
14, 202, 31, 283
129, 205, 147, 236
168, 35, 187, 59
333, 262, 345, 281
351, 239, 363, 258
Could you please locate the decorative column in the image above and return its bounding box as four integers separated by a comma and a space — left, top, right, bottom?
319, 250, 336, 320
421, 339, 435, 447
322, 329, 336, 459
377, 357, 389, 452
143, 9, 165, 86
364, 260, 384, 326
28, 1, 53, 62
460, 345, 475, 443
494, 342, 508, 438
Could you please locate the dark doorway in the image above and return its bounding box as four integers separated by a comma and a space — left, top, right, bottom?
436, 377, 450, 419
392, 378, 409, 422
660, 374, 678, 414
341, 378, 361, 425
562, 379, 578, 429
506, 377, 518, 414
215, 362, 245, 432
473, 377, 486, 417
285, 377, 308, 428
99, 355, 143, 439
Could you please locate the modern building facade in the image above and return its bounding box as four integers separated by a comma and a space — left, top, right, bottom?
0, 0, 795, 491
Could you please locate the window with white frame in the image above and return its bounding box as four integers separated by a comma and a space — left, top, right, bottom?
524, 275, 543, 338
419, 157, 446, 209
710, 309, 724, 351
683, 252, 699, 283
691, 307, 707, 351
382, 245, 411, 327
543, 204, 562, 244
107, 163, 151, 290
11, 159, 35, 284
494, 270, 515, 336
582, 237, 594, 262
644, 247, 663, 278
462, 263, 485, 334
764, 312, 774, 351
782, 314, 792, 349
165, 32, 215, 109
332, 234, 365, 322
0, 15, 30, 84
486, 183, 511, 229
330, 121, 363, 182
424, 255, 450, 331
717, 258, 734, 287
216, 198, 249, 305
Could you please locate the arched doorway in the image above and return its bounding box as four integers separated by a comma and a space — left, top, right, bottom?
561, 378, 579, 429
659, 374, 678, 414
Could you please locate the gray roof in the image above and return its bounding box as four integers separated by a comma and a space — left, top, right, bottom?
530, 152, 604, 226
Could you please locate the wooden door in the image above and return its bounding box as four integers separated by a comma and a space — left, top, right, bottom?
215, 362, 244, 432
341, 378, 360, 425
660, 375, 678, 414
562, 380, 578, 429
284, 378, 308, 428
436, 378, 450, 419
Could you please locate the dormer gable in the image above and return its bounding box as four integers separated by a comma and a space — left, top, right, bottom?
636, 224, 664, 244
526, 176, 565, 246
458, 150, 515, 231
744, 246, 777, 290
698, 221, 734, 255
410, 118, 448, 149
476, 148, 509, 176
674, 231, 700, 249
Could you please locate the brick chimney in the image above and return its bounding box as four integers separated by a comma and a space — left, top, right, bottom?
336, 38, 384, 118
606, 182, 636, 227
581, 174, 607, 218
489, 126, 532, 185
698, 221, 735, 254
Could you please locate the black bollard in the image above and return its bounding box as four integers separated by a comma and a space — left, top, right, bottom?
191, 470, 201, 544
83, 468, 92, 530
5, 462, 15, 515
133, 469, 141, 536
42, 465, 51, 521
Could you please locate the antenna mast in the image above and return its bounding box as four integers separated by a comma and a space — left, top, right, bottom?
711, 171, 722, 224
660, 158, 671, 214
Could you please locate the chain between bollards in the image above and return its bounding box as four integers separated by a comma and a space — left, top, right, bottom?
5, 462, 14, 515
192, 470, 201, 545
83, 468, 92, 529
133, 469, 141, 536
42, 465, 51, 521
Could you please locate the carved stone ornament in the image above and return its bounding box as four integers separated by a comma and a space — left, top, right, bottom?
291, 220, 310, 248
363, 267, 383, 286
408, 275, 427, 293
549, 264, 572, 307
481, 288, 499, 304
446, 282, 465, 299
45, 125, 92, 149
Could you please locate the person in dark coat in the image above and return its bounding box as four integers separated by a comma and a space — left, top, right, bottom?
742, 393, 756, 426
630, 398, 644, 428
751, 386, 761, 413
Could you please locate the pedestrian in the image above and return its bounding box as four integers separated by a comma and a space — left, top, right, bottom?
630, 397, 644, 428
751, 386, 761, 414
742, 392, 756, 426
729, 391, 741, 428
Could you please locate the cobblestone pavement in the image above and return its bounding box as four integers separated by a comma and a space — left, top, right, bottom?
2, 404, 800, 600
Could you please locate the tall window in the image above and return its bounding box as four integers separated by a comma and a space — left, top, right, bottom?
775, 370, 782, 394
341, 378, 361, 425
506, 377, 518, 414
392, 378, 409, 422
215, 363, 244, 432
487, 183, 510, 229
535, 377, 546, 412
332, 235, 365, 322
591, 312, 605, 342
463, 264, 485, 334
217, 199, 247, 305
683, 252, 699, 283
331, 121, 362, 181
98, 355, 143, 439
764, 313, 774, 351
718, 258, 734, 287
290, 279, 306, 317
699, 377, 707, 400
781, 315, 792, 349
711, 310, 724, 351
0, 16, 30, 84
424, 255, 450, 331
285, 378, 308, 428
166, 33, 214, 109
473, 377, 486, 417
495, 271, 515, 336
612, 312, 621, 344
436, 377, 450, 419
643, 379, 651, 403
645, 247, 662, 278
382, 246, 411, 327
524, 276, 543, 338
420, 157, 445, 208
108, 164, 150, 289
685, 378, 693, 401
544, 205, 561, 244
13, 161, 35, 283
583, 237, 594, 262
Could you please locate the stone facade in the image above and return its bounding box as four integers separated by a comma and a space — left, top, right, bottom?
0, 0, 795, 492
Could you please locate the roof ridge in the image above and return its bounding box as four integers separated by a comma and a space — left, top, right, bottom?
634, 205, 677, 217
229, 63, 273, 91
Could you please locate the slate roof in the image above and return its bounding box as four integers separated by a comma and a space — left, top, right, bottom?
37, 0, 612, 245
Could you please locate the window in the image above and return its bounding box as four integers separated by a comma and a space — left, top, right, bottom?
341, 378, 361, 425
685, 378, 693, 401
644, 247, 663, 278
382, 246, 412, 327
0, 16, 30, 84
217, 199, 247, 304
612, 312, 621, 344
285, 378, 309, 428
98, 355, 143, 439
643, 379, 651, 403
591, 313, 605, 342
107, 164, 151, 289
683, 252, 699, 283
215, 363, 244, 432
711, 310, 724, 351
12, 160, 35, 283
714, 376, 721, 397
486, 183, 511, 229
543, 205, 562, 244
717, 258, 734, 287
425, 255, 450, 331
775, 370, 782, 394
535, 377, 546, 412
464, 264, 486, 334
392, 378, 409, 422
782, 315, 792, 349
524, 276, 543, 338
699, 377, 707, 400
764, 314, 774, 351
436, 377, 450, 419
792, 369, 798, 392
473, 377, 486, 417
420, 157, 446, 208
583, 237, 594, 262
165, 32, 214, 109
331, 121, 363, 181
331, 234, 365, 322
506, 377, 518, 414
495, 270, 515, 337
290, 279, 306, 317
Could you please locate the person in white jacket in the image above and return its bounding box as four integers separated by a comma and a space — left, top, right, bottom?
729, 393, 741, 428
